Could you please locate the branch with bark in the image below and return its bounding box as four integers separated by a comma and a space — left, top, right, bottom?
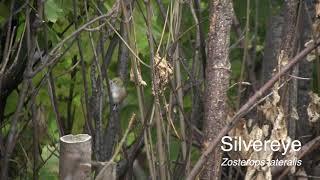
200, 0, 233, 179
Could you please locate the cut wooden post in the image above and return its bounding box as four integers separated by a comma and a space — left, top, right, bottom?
59, 134, 92, 180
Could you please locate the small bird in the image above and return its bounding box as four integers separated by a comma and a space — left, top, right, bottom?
109, 77, 127, 104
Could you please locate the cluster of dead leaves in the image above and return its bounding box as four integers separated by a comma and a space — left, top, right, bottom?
229, 83, 298, 180
232, 83, 320, 180
153, 53, 173, 94
129, 54, 173, 94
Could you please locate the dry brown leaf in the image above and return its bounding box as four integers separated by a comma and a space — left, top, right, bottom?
251, 171, 271, 180
306, 54, 316, 62
229, 119, 252, 159
270, 107, 287, 141
246, 142, 273, 180
259, 83, 281, 122
203, 141, 209, 150
259, 100, 278, 122
304, 39, 314, 48
262, 125, 269, 137
130, 66, 147, 86
229, 121, 271, 160
272, 83, 281, 105
307, 91, 320, 123
278, 50, 289, 67
305, 39, 318, 62
245, 165, 256, 180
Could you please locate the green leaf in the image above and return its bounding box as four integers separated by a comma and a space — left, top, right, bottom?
126, 132, 135, 146
45, 0, 63, 23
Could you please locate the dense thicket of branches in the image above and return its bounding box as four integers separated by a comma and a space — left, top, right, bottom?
1, 0, 320, 180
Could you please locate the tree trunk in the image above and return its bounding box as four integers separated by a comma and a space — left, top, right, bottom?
201, 0, 233, 179
296, 2, 314, 176
278, 0, 299, 139
261, 14, 284, 85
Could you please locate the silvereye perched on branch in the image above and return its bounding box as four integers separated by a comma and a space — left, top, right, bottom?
109, 77, 127, 104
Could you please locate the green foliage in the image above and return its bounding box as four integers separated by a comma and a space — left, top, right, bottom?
45, 0, 64, 23
39, 145, 59, 180
0, 2, 9, 25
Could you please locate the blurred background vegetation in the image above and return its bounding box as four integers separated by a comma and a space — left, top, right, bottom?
2, 0, 319, 179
